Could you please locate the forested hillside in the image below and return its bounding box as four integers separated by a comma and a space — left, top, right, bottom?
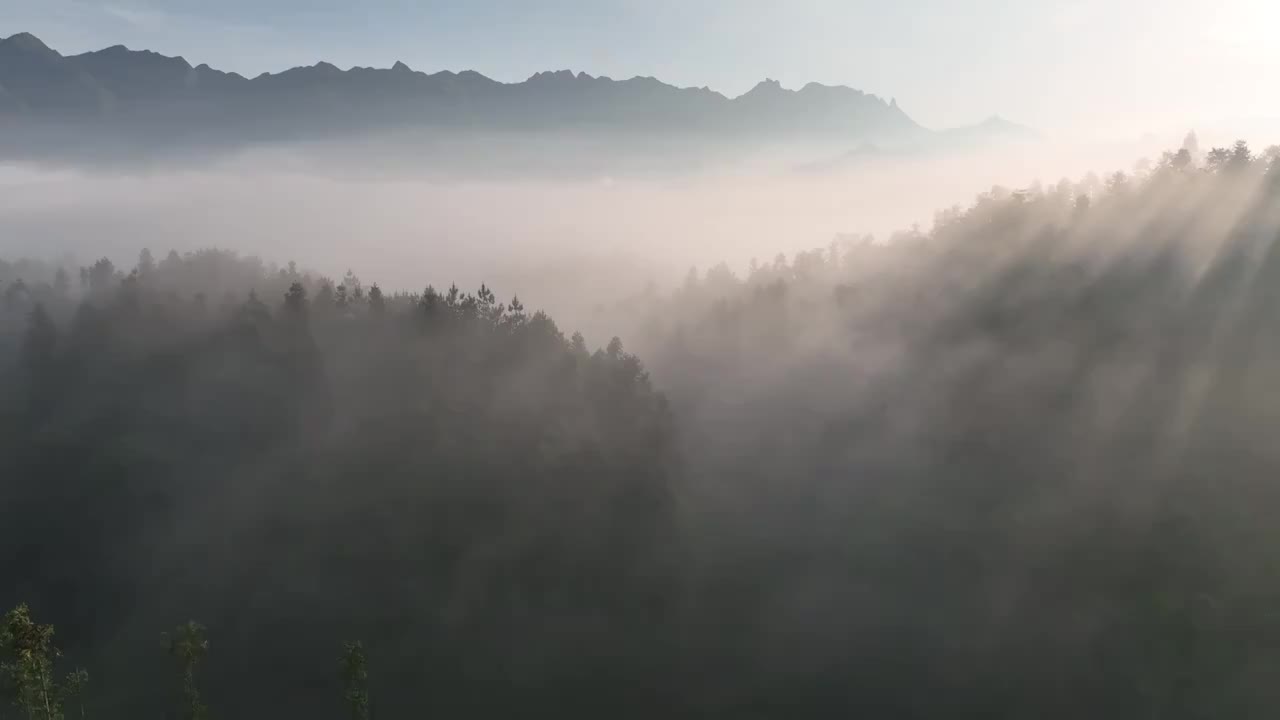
5, 139, 1280, 718
0, 256, 678, 717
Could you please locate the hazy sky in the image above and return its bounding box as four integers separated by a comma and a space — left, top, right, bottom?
2, 0, 1278, 136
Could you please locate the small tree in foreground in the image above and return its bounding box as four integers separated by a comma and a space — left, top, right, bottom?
165, 621, 209, 720
59, 668, 88, 720
0, 604, 89, 720
340, 641, 370, 720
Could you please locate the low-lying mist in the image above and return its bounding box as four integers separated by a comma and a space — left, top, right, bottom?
0, 131, 1190, 342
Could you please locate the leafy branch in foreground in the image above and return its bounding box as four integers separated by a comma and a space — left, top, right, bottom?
0, 604, 88, 720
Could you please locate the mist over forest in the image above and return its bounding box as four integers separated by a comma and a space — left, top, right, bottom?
7, 23, 1280, 720
0, 126, 1210, 348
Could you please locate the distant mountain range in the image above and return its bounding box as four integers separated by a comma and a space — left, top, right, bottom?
0, 31, 1031, 164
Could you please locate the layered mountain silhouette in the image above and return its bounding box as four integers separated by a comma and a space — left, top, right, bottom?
0, 31, 1028, 166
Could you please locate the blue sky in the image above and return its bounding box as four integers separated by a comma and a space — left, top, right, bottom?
2, 0, 1277, 135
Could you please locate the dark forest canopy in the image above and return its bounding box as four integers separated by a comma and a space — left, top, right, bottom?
1, 255, 677, 717
5, 139, 1280, 718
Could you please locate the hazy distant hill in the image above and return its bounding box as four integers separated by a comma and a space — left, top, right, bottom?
798, 116, 1043, 173
0, 31, 1029, 165
936, 115, 1041, 146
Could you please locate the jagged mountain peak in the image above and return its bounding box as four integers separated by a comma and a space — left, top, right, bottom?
743, 78, 787, 96
527, 69, 580, 83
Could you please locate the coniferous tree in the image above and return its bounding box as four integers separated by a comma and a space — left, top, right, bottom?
367, 284, 385, 314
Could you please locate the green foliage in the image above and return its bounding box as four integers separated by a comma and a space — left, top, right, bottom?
58, 670, 87, 720
0, 605, 87, 720
339, 642, 370, 720
165, 622, 208, 720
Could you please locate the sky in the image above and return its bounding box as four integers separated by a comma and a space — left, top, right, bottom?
1, 0, 1278, 137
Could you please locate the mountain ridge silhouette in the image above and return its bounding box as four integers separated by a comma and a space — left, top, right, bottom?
0, 31, 1032, 164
